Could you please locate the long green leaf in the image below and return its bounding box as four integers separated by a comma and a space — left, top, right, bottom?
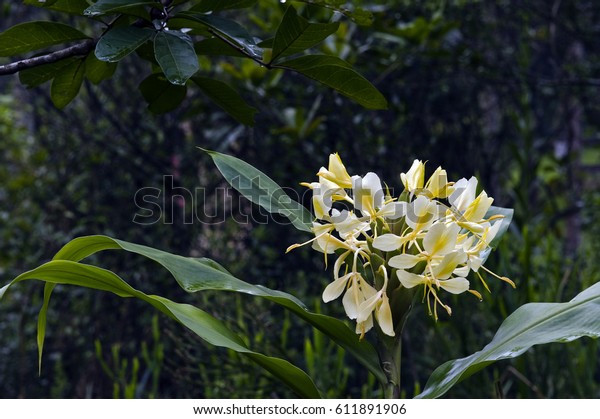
277, 55, 388, 110
417, 281, 600, 398
193, 77, 257, 126
0, 21, 89, 57
2, 260, 321, 398
50, 235, 387, 384
175, 12, 263, 59
154, 31, 200, 85
271, 6, 339, 63
204, 150, 314, 233
95, 26, 154, 62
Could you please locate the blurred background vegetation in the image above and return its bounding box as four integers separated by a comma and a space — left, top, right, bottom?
1, 0, 600, 398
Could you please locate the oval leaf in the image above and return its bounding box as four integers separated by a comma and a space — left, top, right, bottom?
174, 12, 263, 59
95, 26, 154, 62
50, 58, 86, 109
417, 281, 600, 398
84, 0, 157, 16
24, 0, 89, 15
154, 31, 200, 85
3, 259, 321, 398
277, 55, 388, 110
204, 150, 314, 232
192, 77, 256, 126
139, 73, 187, 114
271, 6, 340, 63
0, 21, 89, 57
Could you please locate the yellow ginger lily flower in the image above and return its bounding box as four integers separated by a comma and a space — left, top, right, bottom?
317, 153, 353, 188
401, 159, 425, 192
288, 152, 513, 332
425, 166, 450, 198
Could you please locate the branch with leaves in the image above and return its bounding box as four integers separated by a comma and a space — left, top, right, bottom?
0, 0, 387, 124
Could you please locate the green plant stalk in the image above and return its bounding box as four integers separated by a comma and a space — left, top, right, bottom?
377, 332, 402, 399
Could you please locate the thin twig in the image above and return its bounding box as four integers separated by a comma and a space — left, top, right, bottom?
0, 39, 96, 76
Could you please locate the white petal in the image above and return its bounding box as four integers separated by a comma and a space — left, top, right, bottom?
357, 291, 381, 323
342, 281, 360, 319
449, 176, 478, 211
388, 254, 421, 269
322, 274, 350, 302
396, 270, 425, 289
433, 249, 467, 279
379, 201, 407, 219
376, 294, 395, 337
439, 277, 470, 294
423, 222, 460, 256
373, 234, 404, 252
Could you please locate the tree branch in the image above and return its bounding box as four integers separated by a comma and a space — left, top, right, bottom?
0, 39, 96, 76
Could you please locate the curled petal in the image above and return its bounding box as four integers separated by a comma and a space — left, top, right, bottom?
376, 294, 395, 337
322, 274, 350, 303
388, 254, 421, 269
373, 233, 405, 252
396, 270, 426, 289
439, 277, 470, 294
423, 222, 460, 256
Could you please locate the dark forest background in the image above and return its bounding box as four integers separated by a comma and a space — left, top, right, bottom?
1, 0, 599, 398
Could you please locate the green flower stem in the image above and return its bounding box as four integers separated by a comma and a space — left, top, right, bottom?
377, 332, 403, 399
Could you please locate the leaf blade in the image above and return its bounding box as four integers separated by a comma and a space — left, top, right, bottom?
4, 259, 321, 398
0, 21, 89, 57
417, 281, 600, 398
193, 76, 257, 126
271, 6, 339, 62
154, 31, 200, 85
205, 150, 314, 232
95, 26, 154, 62
277, 55, 388, 110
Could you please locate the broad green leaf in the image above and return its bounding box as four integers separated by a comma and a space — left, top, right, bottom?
193, 77, 257, 126
50, 57, 86, 109
84, 0, 157, 16
417, 281, 600, 398
204, 150, 314, 232
18, 57, 79, 88
190, 0, 258, 13
95, 26, 154, 62
48, 235, 387, 384
277, 55, 388, 110
485, 206, 513, 248
24, 0, 89, 15
0, 22, 89, 57
139, 73, 187, 114
154, 31, 200, 85
271, 6, 339, 63
84, 53, 117, 84
175, 12, 263, 59
3, 260, 321, 398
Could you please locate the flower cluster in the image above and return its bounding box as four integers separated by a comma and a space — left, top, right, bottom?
288, 154, 513, 338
